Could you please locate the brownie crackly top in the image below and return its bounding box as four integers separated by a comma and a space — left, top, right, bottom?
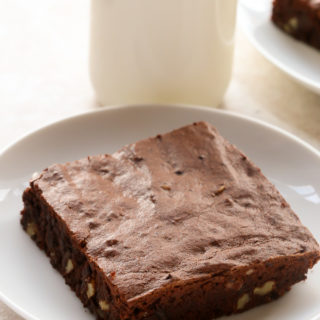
31, 122, 319, 301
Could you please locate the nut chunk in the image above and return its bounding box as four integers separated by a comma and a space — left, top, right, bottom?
254, 281, 275, 296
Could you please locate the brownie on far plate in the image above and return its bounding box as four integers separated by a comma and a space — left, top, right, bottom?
272, 0, 320, 50
21, 121, 320, 320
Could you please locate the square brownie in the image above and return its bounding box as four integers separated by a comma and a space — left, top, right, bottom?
21, 122, 320, 319
272, 0, 320, 50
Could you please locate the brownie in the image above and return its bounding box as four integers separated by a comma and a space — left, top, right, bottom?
21, 122, 320, 320
272, 0, 320, 50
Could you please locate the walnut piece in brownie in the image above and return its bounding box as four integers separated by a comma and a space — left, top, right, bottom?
272, 0, 320, 50
21, 121, 320, 320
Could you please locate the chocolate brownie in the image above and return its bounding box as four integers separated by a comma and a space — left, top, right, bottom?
272, 0, 320, 50
21, 122, 320, 320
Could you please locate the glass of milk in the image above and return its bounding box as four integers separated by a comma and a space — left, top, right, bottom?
90, 0, 238, 106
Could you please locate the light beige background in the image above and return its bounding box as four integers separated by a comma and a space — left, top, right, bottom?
0, 0, 320, 319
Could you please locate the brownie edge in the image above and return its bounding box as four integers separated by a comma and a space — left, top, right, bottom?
21, 121, 320, 320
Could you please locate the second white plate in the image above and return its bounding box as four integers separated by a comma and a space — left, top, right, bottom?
238, 0, 320, 95
0, 105, 320, 320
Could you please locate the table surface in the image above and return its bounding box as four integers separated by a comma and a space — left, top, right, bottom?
1, 1, 320, 319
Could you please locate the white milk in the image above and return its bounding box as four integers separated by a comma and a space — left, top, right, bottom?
90, 0, 237, 106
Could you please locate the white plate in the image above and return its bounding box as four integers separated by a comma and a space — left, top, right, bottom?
238, 0, 320, 95
1, 104, 320, 320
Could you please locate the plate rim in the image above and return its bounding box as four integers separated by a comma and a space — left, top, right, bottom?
0, 103, 320, 320
0, 104, 319, 159
0, 293, 38, 320
238, 0, 320, 94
